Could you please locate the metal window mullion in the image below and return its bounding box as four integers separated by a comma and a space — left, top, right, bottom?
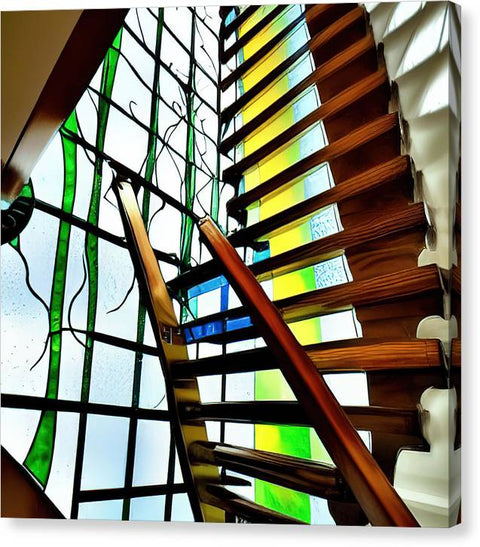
34, 199, 179, 266
123, 22, 217, 117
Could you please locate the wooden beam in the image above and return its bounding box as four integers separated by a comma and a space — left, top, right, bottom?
2, 9, 128, 204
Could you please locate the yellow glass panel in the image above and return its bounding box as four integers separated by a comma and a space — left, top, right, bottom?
244, 24, 306, 89
237, 4, 276, 37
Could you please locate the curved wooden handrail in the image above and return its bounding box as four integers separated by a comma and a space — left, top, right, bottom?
198, 216, 419, 527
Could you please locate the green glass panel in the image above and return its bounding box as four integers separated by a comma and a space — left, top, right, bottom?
24, 111, 78, 486
80, 29, 123, 403
23, 410, 56, 486
254, 370, 311, 522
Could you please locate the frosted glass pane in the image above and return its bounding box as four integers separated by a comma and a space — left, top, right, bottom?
132, 420, 170, 486
148, 203, 182, 258
130, 495, 166, 521
88, 342, 135, 407
14, 209, 58, 304
30, 133, 64, 209
62, 226, 88, 331
205, 421, 221, 442
1, 408, 41, 462
197, 375, 222, 403
171, 493, 194, 522
110, 52, 154, 129
197, 287, 221, 318
45, 412, 80, 517
225, 422, 254, 449
138, 354, 167, 410
57, 340, 85, 403
78, 499, 123, 520
103, 109, 149, 174
226, 372, 255, 401
1, 245, 49, 396
96, 239, 139, 342
320, 310, 361, 343
163, 7, 192, 54
81, 414, 129, 490
310, 495, 335, 525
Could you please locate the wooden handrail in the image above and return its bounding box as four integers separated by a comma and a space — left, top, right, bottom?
113, 179, 224, 523
198, 216, 419, 526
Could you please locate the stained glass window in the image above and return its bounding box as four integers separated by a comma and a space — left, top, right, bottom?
2, 2, 460, 529
2, 6, 223, 521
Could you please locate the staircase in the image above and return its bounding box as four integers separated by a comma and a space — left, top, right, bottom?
163, 4, 459, 525
106, 3, 461, 526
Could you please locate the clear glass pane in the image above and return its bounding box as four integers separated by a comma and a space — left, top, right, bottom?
132, 420, 170, 487
130, 495, 166, 521
81, 414, 129, 490
78, 499, 123, 520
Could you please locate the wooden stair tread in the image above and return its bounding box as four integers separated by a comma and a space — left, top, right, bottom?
183, 401, 423, 438
169, 201, 425, 294
181, 266, 441, 341
173, 338, 444, 377
220, 33, 376, 153
223, 68, 389, 179
221, 7, 366, 125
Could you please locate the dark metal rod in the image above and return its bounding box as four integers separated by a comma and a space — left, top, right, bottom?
34, 199, 179, 266
2, 393, 170, 421
78, 482, 187, 503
